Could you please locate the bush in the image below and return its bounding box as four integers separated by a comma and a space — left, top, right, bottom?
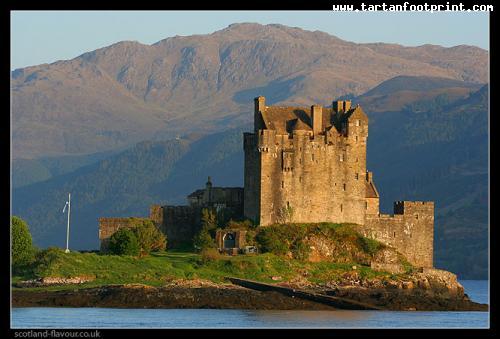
193, 209, 218, 252
358, 236, 384, 256
108, 228, 140, 256
291, 241, 311, 261
225, 219, 254, 230
255, 224, 308, 258
193, 228, 216, 252
32, 247, 65, 275
201, 208, 217, 231
199, 248, 222, 264
132, 220, 167, 255
11, 216, 34, 267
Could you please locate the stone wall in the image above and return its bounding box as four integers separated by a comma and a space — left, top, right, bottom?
160, 206, 201, 248
243, 132, 261, 224
358, 201, 434, 268
98, 217, 150, 252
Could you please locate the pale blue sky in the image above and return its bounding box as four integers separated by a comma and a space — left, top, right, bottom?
11, 11, 489, 70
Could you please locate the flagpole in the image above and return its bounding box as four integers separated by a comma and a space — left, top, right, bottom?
65, 193, 71, 253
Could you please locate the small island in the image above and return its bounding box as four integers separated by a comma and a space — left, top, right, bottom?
12, 97, 488, 312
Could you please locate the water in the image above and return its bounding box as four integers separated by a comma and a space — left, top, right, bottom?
11, 280, 489, 329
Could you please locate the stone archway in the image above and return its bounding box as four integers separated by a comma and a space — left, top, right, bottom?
223, 233, 236, 248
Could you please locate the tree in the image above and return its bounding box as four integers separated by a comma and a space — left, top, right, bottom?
132, 220, 167, 255
201, 208, 217, 231
11, 216, 34, 266
193, 228, 216, 252
193, 208, 218, 252
108, 228, 140, 256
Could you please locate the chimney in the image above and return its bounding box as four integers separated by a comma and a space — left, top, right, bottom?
343, 100, 352, 112
333, 100, 344, 114
311, 105, 323, 136
254, 96, 266, 132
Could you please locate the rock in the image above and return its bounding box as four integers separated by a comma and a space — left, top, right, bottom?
16, 275, 95, 287
402, 281, 414, 289
271, 276, 282, 281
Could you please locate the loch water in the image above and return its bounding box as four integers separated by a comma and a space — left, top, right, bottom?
11, 280, 489, 329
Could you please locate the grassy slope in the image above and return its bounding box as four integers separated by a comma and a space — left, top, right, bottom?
14, 222, 404, 292
12, 250, 393, 292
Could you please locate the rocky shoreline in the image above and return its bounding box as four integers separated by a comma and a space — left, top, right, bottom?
12, 282, 336, 310
12, 272, 488, 311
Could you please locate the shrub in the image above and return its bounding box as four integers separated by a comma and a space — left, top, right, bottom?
358, 236, 384, 256
132, 220, 167, 255
193, 227, 216, 252
201, 208, 217, 231
225, 219, 254, 230
11, 216, 34, 267
291, 241, 311, 261
192, 209, 218, 252
108, 228, 140, 256
199, 248, 221, 264
255, 224, 307, 257
32, 247, 64, 275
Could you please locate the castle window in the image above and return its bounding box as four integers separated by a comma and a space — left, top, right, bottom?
356, 119, 360, 126
312, 154, 314, 161
394, 232, 396, 238
355, 136, 358, 142
365, 201, 368, 209
339, 154, 344, 162
416, 214, 419, 219
299, 176, 302, 183
282, 181, 284, 189
340, 204, 343, 212
355, 173, 359, 180
343, 183, 346, 191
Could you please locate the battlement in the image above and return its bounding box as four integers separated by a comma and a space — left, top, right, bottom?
394, 200, 435, 215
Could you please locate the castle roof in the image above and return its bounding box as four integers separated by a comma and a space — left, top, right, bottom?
187, 187, 244, 199
366, 181, 379, 198
290, 118, 312, 131
187, 189, 205, 199
260, 105, 364, 134
261, 106, 335, 134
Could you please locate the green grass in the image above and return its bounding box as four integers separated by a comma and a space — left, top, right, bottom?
12, 249, 395, 291
12, 223, 406, 291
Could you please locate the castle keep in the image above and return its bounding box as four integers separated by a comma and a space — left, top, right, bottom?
99, 96, 434, 268
243, 97, 434, 267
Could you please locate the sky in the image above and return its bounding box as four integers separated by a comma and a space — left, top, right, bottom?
11, 10, 489, 70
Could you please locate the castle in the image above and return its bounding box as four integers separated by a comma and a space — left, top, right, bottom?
99, 97, 434, 268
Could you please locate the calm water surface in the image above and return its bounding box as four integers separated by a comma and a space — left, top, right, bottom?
11, 280, 489, 329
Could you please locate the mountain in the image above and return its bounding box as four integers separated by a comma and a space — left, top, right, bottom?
12, 78, 488, 279
357, 75, 482, 113
12, 129, 245, 249
12, 149, 120, 189
11, 23, 488, 159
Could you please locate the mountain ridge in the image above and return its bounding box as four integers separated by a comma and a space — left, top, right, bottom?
11, 23, 488, 159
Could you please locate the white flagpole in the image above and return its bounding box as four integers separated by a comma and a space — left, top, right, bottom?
65, 193, 71, 253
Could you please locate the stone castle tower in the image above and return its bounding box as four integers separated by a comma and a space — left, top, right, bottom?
244, 96, 434, 267
244, 96, 372, 226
